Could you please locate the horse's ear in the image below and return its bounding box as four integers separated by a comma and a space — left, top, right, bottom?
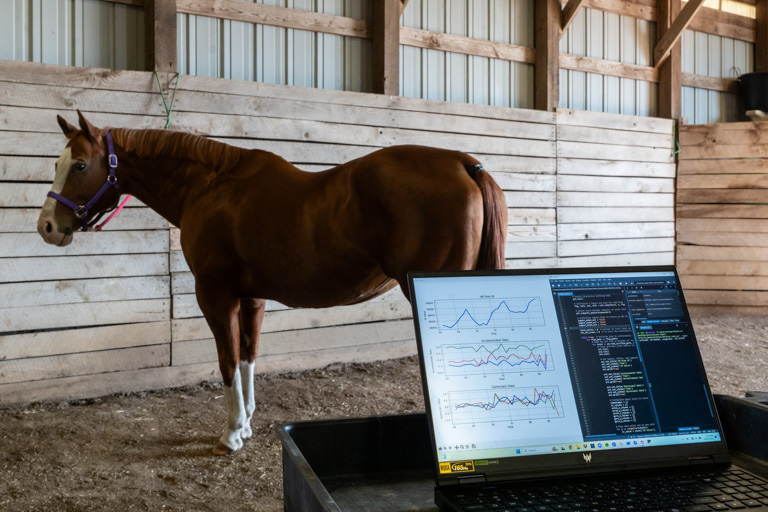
57, 115, 78, 140
76, 110, 100, 141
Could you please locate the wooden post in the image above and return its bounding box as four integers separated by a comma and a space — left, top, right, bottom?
145, 0, 177, 73
757, 0, 768, 72
654, 0, 705, 68
373, 0, 400, 96
657, 0, 682, 120
535, 0, 560, 111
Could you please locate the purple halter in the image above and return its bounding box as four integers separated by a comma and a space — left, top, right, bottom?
47, 131, 122, 232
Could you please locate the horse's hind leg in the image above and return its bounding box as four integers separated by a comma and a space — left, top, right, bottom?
195, 283, 246, 455
238, 298, 266, 440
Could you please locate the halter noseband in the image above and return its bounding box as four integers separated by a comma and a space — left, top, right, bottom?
47, 131, 122, 232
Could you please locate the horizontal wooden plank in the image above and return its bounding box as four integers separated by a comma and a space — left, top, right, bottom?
677, 245, 768, 261
0, 361, 218, 405
559, 54, 657, 82
478, 155, 556, 175
506, 241, 557, 258
0, 321, 170, 361
679, 122, 768, 146
580, 0, 655, 21
676, 260, 768, 276
507, 208, 557, 225
557, 237, 674, 257
176, 0, 371, 38
557, 192, 674, 207
681, 274, 768, 291
558, 222, 675, 241
556, 108, 674, 134
677, 174, 768, 190
688, 5, 756, 42
173, 319, 415, 365
0, 253, 168, 282
491, 173, 556, 192
505, 257, 559, 269
557, 141, 674, 163
0, 344, 170, 385
676, 189, 768, 204
505, 191, 557, 208
508, 224, 557, 242
0, 61, 556, 126
683, 290, 768, 306
0, 231, 168, 257
677, 159, 768, 174
558, 158, 676, 178
400, 27, 534, 63
676, 204, 768, 219
677, 231, 768, 247
557, 124, 672, 149
677, 218, 768, 233
680, 73, 740, 93
557, 207, 674, 223
558, 251, 674, 267
679, 144, 768, 160
0, 155, 57, 181
558, 175, 674, 193
0, 182, 53, 207
0, 276, 169, 309
0, 298, 169, 333
0, 207, 166, 233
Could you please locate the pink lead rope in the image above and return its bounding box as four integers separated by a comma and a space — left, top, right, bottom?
93, 194, 131, 232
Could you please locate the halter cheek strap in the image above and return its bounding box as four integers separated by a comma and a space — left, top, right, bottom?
47, 131, 122, 232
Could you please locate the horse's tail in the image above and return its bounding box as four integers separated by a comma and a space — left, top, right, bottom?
466, 163, 507, 270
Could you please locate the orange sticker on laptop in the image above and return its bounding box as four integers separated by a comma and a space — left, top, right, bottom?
439, 461, 475, 474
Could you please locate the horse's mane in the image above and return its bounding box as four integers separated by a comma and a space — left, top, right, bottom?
109, 128, 248, 172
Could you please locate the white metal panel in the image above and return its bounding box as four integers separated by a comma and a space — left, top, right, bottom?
681, 29, 754, 124
0, 0, 142, 70
560, 7, 656, 117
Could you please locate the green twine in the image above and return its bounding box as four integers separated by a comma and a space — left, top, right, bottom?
153, 70, 180, 129
671, 120, 681, 159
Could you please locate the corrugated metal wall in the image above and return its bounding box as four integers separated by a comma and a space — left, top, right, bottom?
559, 7, 658, 117
0, 0, 144, 70
0, 0, 757, 122
681, 29, 754, 124
177, 0, 373, 92
399, 0, 534, 108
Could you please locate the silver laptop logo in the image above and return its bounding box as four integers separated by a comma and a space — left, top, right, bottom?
583, 453, 592, 463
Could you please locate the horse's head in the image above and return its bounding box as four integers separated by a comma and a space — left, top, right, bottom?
37, 111, 121, 246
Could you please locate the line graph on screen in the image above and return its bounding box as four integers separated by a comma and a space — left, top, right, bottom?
439, 341, 554, 376
435, 297, 544, 331
448, 386, 563, 425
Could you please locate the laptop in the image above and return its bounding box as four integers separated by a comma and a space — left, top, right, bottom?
408, 266, 768, 512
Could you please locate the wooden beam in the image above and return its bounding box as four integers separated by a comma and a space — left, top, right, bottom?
561, 0, 586, 36
175, 0, 371, 39
535, 0, 561, 112
400, 27, 535, 63
559, 54, 658, 82
654, 0, 706, 67
657, 0, 682, 120
681, 73, 740, 93
144, 0, 176, 73
757, 0, 768, 72
372, 0, 400, 96
688, 6, 756, 43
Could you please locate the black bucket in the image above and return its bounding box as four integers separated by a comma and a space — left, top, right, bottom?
740, 72, 768, 112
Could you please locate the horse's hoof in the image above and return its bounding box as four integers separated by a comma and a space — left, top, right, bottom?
212, 442, 235, 456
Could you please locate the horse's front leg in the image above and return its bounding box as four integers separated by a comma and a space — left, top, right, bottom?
195, 284, 246, 455
238, 298, 266, 440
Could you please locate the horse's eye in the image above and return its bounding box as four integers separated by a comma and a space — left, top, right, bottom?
72, 162, 87, 172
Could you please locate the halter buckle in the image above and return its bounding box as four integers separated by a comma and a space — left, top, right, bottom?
109, 154, 118, 168
75, 206, 88, 219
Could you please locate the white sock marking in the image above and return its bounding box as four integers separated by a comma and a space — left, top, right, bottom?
218, 365, 246, 452
240, 361, 256, 440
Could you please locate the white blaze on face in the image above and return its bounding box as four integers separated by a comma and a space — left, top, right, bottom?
37, 147, 76, 246
40, 147, 74, 220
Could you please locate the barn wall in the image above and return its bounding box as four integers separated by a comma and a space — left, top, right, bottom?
558, 7, 658, 117
0, 60, 674, 403
681, 29, 754, 124
676, 121, 768, 310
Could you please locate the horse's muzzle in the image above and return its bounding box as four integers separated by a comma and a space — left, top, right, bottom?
37, 212, 73, 247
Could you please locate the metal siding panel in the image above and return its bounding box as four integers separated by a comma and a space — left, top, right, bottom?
603, 13, 620, 114
694, 31, 709, 124
447, 0, 467, 103
491, 0, 510, 107
289, 0, 316, 88
620, 16, 636, 115
636, 18, 652, 116
587, 9, 603, 113
469, 0, 489, 105
708, 34, 722, 123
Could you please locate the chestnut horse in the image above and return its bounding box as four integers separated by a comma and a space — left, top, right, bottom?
37, 111, 507, 454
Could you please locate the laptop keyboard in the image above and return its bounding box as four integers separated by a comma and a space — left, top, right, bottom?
452, 468, 768, 512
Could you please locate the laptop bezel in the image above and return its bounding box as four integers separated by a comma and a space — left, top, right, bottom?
408, 265, 731, 488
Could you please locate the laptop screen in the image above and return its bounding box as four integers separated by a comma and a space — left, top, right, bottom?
409, 266, 727, 483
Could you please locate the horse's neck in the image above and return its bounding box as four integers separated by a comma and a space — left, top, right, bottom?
117, 154, 200, 228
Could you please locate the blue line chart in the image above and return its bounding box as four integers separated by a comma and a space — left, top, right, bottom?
436, 297, 545, 330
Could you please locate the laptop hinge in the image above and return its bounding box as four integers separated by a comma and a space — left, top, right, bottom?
689, 456, 715, 465
458, 474, 487, 486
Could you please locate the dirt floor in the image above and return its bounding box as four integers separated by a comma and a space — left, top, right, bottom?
1, 312, 767, 512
